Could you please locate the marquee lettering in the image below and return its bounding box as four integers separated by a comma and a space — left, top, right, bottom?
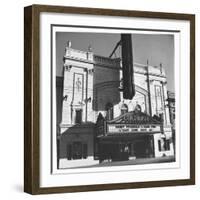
107, 124, 160, 134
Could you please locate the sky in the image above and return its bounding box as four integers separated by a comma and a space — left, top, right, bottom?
56, 32, 174, 92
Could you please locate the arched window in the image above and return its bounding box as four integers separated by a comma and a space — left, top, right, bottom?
105, 103, 113, 120
121, 103, 128, 115
134, 104, 141, 112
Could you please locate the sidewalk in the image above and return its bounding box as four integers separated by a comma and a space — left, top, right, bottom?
59, 157, 99, 169
60, 156, 175, 169
95, 156, 175, 167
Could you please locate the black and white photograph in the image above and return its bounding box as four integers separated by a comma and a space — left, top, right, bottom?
23, 5, 195, 194
55, 30, 176, 170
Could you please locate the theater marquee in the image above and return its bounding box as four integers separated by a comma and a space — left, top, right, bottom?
107, 124, 161, 134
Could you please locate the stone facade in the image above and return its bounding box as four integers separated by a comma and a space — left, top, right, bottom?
167, 91, 175, 129
167, 91, 176, 153
56, 44, 174, 168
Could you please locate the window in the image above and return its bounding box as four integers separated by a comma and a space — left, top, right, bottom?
164, 139, 170, 151
75, 109, 82, 124
158, 138, 170, 151
121, 103, 128, 115
158, 140, 162, 151
106, 103, 113, 120
134, 104, 141, 112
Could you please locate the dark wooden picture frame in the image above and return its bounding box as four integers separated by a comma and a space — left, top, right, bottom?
24, 4, 195, 195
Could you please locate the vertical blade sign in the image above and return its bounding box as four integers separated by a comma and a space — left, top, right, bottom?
121, 34, 135, 99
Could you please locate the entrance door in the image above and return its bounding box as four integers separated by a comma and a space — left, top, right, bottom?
111, 143, 121, 161
72, 142, 82, 159
111, 143, 129, 161
134, 140, 147, 158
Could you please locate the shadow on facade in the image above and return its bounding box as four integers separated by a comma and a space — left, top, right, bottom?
93, 81, 121, 112
57, 122, 95, 162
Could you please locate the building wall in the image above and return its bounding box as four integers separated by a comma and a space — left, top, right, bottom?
59, 125, 95, 159
153, 133, 174, 157
167, 91, 176, 128
60, 47, 95, 131
93, 59, 171, 128
58, 46, 97, 167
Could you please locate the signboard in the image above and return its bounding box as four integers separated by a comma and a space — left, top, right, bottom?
107, 124, 160, 134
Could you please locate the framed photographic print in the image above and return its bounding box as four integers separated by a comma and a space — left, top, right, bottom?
24, 4, 195, 194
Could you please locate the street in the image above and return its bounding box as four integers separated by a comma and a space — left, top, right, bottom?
68, 156, 175, 169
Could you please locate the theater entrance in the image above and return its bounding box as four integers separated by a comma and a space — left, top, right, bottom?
95, 110, 161, 162
134, 138, 150, 158
97, 134, 155, 162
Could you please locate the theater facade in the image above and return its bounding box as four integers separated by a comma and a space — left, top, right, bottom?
56, 42, 174, 168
